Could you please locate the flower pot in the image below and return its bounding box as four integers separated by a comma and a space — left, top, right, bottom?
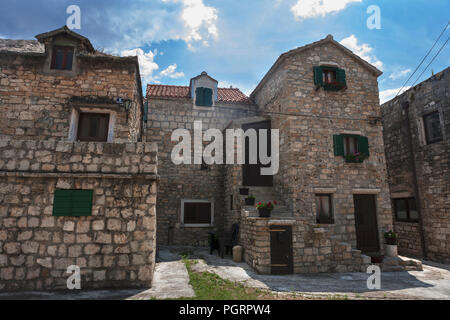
245, 198, 255, 206
386, 244, 398, 258
239, 188, 249, 196
258, 208, 271, 218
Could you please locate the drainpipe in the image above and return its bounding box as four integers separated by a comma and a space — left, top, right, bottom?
402, 101, 427, 259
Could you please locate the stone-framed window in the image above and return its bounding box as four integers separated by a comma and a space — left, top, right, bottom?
181, 199, 214, 227
195, 87, 213, 107
53, 190, 93, 217
333, 134, 370, 163
393, 198, 418, 222
68, 108, 116, 143
315, 194, 334, 224
50, 46, 74, 71
314, 66, 347, 91
423, 111, 443, 144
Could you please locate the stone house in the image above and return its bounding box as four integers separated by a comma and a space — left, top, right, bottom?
0, 27, 158, 291
381, 67, 449, 264
147, 35, 394, 274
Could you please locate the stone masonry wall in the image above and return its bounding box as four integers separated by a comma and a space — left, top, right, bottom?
381, 67, 450, 263
145, 98, 257, 246
0, 53, 142, 142
252, 40, 393, 252
0, 137, 158, 291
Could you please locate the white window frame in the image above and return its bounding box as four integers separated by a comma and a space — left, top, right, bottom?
68, 107, 116, 143
181, 199, 214, 227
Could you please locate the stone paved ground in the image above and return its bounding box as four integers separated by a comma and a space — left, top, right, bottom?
1, 246, 449, 300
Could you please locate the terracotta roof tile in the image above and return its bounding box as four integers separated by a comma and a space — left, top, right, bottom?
146, 84, 253, 104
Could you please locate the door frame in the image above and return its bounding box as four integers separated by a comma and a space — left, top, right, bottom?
270, 225, 293, 275
353, 194, 381, 253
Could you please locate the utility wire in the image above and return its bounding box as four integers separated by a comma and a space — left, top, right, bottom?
394, 21, 449, 98
411, 36, 449, 86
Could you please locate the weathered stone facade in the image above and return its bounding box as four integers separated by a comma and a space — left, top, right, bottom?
381, 67, 449, 264
146, 82, 257, 246
0, 27, 157, 291
148, 35, 394, 274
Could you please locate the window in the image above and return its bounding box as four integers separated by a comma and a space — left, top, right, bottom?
333, 134, 369, 162
394, 198, 418, 222
51, 46, 74, 70
344, 135, 358, 156
195, 87, 213, 107
323, 69, 337, 84
314, 66, 347, 91
182, 200, 213, 226
315, 194, 334, 224
53, 190, 93, 217
423, 111, 443, 144
77, 113, 110, 142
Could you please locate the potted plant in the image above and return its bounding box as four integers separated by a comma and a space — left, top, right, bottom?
245, 195, 255, 206
370, 253, 384, 264
256, 201, 277, 218
384, 230, 398, 257
344, 152, 368, 163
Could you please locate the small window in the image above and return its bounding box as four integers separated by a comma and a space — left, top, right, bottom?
423, 111, 443, 144
344, 135, 358, 156
51, 46, 74, 70
315, 194, 334, 224
77, 113, 110, 142
182, 201, 213, 226
195, 87, 213, 107
323, 69, 337, 85
53, 190, 93, 217
333, 134, 369, 162
394, 198, 418, 222
314, 66, 347, 91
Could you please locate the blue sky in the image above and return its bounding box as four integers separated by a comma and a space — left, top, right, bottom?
1, 0, 449, 102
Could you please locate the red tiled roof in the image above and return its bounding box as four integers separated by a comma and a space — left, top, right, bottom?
146, 84, 253, 104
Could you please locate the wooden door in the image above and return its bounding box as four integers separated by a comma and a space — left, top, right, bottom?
242, 121, 273, 186
353, 195, 380, 253
270, 225, 293, 274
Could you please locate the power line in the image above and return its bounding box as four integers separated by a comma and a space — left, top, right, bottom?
394, 21, 449, 98
411, 36, 449, 86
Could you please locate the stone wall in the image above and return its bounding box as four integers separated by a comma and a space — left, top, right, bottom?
0, 138, 158, 291
240, 216, 370, 274
0, 53, 143, 142
145, 98, 257, 245
381, 67, 450, 263
251, 39, 393, 251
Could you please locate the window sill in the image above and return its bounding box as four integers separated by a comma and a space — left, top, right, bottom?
181, 224, 214, 228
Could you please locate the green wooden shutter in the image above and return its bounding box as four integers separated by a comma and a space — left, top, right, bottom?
358, 136, 370, 156
53, 190, 73, 216
53, 190, 93, 217
313, 66, 323, 86
204, 88, 213, 106
333, 134, 344, 156
195, 87, 204, 106
336, 68, 347, 88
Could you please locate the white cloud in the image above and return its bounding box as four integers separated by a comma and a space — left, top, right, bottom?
218, 81, 256, 96
164, 0, 219, 50
291, 0, 362, 20
339, 35, 383, 70
389, 68, 412, 80
121, 48, 159, 83
159, 64, 185, 79
379, 86, 411, 104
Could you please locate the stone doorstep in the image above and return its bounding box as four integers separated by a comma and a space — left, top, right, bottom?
381, 256, 423, 272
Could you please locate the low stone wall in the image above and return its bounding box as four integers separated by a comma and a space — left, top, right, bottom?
394, 222, 423, 258
0, 138, 158, 291
240, 216, 370, 274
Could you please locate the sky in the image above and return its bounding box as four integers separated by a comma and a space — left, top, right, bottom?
0, 0, 449, 103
